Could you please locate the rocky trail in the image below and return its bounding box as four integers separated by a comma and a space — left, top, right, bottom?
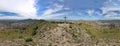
33, 24, 94, 46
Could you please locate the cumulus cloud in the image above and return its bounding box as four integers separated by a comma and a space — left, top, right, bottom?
0, 0, 37, 19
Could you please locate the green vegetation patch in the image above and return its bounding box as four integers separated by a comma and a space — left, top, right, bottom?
79, 22, 120, 42
25, 37, 33, 42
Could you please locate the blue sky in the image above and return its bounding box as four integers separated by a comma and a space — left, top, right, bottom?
0, 0, 120, 20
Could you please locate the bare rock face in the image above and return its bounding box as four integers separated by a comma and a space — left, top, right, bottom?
33, 24, 77, 46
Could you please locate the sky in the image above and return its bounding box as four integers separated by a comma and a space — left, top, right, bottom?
0, 0, 120, 20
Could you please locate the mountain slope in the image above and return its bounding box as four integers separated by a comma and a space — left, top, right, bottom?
0, 20, 120, 46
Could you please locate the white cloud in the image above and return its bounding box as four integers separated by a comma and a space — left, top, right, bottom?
102, 7, 120, 14
102, 7, 120, 19
105, 12, 118, 17
102, 0, 120, 12
0, 0, 37, 19
40, 4, 64, 19
42, 4, 63, 16
39, 13, 65, 19
101, 0, 120, 19
86, 10, 95, 16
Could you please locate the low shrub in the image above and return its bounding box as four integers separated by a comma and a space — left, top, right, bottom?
25, 38, 33, 42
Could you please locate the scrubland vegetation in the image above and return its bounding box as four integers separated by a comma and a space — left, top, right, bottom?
0, 19, 120, 46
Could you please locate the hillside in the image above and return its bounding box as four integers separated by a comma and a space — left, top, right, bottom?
0, 20, 120, 46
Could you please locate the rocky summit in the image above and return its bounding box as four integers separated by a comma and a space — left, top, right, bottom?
0, 20, 120, 46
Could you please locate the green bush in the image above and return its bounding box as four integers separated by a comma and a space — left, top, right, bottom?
32, 30, 37, 36
25, 38, 33, 42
